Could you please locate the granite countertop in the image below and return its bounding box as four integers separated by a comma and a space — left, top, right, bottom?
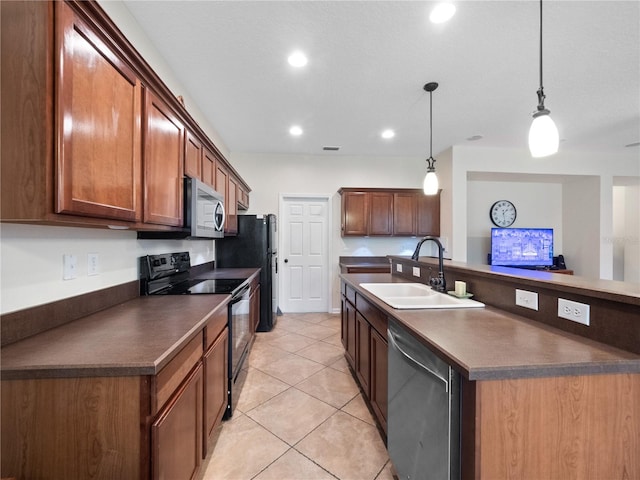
1, 268, 261, 380
341, 273, 640, 381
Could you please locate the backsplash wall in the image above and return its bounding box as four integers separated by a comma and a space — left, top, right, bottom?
0, 223, 214, 315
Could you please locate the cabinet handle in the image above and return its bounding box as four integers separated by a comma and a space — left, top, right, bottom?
388, 329, 449, 392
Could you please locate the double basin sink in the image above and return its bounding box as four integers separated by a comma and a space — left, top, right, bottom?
360, 282, 485, 310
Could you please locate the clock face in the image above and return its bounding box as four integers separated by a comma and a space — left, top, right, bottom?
490, 200, 517, 227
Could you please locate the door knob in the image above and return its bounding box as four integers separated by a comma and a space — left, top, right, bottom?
284, 259, 288, 263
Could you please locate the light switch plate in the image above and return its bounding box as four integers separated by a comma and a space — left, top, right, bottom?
396, 264, 403, 273
515, 289, 538, 310
63, 254, 77, 280
412, 266, 420, 277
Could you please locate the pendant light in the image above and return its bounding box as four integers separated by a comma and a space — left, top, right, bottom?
528, 0, 559, 157
423, 82, 439, 195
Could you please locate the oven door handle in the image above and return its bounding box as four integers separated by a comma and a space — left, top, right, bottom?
230, 284, 250, 304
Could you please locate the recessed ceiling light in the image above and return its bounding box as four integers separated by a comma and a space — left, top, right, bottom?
289, 125, 303, 136
287, 51, 308, 68
381, 129, 395, 139
430, 2, 456, 24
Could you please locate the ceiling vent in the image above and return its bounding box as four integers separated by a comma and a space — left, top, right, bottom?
323, 146, 341, 151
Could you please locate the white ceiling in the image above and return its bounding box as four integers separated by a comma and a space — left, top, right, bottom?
121, 0, 640, 158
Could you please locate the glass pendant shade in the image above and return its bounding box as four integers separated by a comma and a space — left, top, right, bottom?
423, 170, 439, 195
528, 112, 559, 157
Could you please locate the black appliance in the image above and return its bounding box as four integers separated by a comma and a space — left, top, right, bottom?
216, 214, 278, 332
139, 252, 252, 418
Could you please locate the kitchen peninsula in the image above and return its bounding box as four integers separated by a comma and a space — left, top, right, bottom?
340, 256, 639, 479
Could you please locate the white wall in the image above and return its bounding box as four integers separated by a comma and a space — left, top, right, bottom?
0, 224, 215, 315
466, 180, 563, 266
613, 183, 640, 283
231, 152, 436, 312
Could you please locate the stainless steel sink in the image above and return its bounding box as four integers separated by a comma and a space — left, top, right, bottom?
359, 283, 485, 309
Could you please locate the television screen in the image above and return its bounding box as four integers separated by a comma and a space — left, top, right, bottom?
490, 228, 554, 267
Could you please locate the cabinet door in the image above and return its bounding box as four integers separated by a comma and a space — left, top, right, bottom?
152, 363, 203, 480
204, 327, 228, 456
355, 311, 371, 397
202, 147, 216, 188
416, 191, 441, 237
369, 192, 393, 235
227, 176, 238, 235
184, 131, 202, 180
341, 192, 368, 236
393, 192, 417, 236
144, 89, 184, 226
370, 328, 388, 434
341, 298, 356, 369
56, 2, 142, 222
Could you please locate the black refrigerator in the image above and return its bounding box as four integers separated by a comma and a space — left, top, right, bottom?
216, 214, 278, 332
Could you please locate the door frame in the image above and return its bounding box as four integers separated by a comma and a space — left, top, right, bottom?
278, 193, 333, 313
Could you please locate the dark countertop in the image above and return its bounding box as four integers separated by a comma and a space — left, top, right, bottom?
341, 273, 640, 381
1, 268, 260, 380
339, 256, 390, 267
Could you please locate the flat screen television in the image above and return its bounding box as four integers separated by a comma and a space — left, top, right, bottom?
490, 228, 554, 268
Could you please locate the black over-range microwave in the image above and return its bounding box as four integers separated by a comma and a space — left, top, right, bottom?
138, 178, 225, 239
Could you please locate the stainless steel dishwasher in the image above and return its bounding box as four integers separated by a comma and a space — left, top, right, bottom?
388, 319, 460, 480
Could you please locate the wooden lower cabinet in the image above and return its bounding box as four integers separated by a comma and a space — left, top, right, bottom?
341, 297, 357, 368
355, 311, 371, 396
203, 326, 229, 455
341, 281, 387, 436
369, 328, 388, 434
1, 315, 233, 480
152, 363, 203, 480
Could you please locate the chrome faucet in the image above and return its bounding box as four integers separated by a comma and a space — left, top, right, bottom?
411, 236, 447, 292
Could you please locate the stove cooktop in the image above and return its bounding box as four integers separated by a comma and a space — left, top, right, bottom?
163, 278, 246, 295
140, 252, 247, 296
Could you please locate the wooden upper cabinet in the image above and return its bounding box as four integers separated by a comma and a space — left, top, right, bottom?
55, 1, 142, 222
143, 89, 184, 226
340, 188, 441, 237
184, 131, 202, 180
368, 192, 393, 236
341, 191, 368, 236
417, 191, 441, 237
226, 176, 238, 235
202, 147, 216, 188
393, 192, 417, 236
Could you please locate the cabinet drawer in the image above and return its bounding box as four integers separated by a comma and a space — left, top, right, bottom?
154, 333, 203, 414
204, 307, 228, 350
345, 284, 356, 305
356, 293, 388, 339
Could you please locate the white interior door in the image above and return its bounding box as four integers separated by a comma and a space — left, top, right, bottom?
279, 195, 330, 313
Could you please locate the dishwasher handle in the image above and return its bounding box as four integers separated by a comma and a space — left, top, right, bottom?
388, 329, 449, 392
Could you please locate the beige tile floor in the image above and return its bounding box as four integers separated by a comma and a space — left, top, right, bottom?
199, 312, 394, 480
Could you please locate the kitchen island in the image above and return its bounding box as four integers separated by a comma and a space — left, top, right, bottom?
340, 259, 639, 479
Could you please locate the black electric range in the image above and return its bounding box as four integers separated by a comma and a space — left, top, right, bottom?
139, 251, 252, 419
139, 252, 246, 296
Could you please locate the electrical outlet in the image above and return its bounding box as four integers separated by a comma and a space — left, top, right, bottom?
515, 289, 538, 310
396, 264, 403, 273
88, 253, 99, 276
412, 266, 420, 277
558, 298, 590, 326
63, 254, 77, 280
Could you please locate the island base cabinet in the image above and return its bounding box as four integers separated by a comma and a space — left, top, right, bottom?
1, 376, 146, 480
462, 373, 640, 479
152, 363, 203, 480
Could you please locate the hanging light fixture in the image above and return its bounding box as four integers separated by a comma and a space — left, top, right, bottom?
528, 0, 559, 157
423, 82, 439, 195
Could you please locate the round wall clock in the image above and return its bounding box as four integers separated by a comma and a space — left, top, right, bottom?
490, 200, 517, 227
